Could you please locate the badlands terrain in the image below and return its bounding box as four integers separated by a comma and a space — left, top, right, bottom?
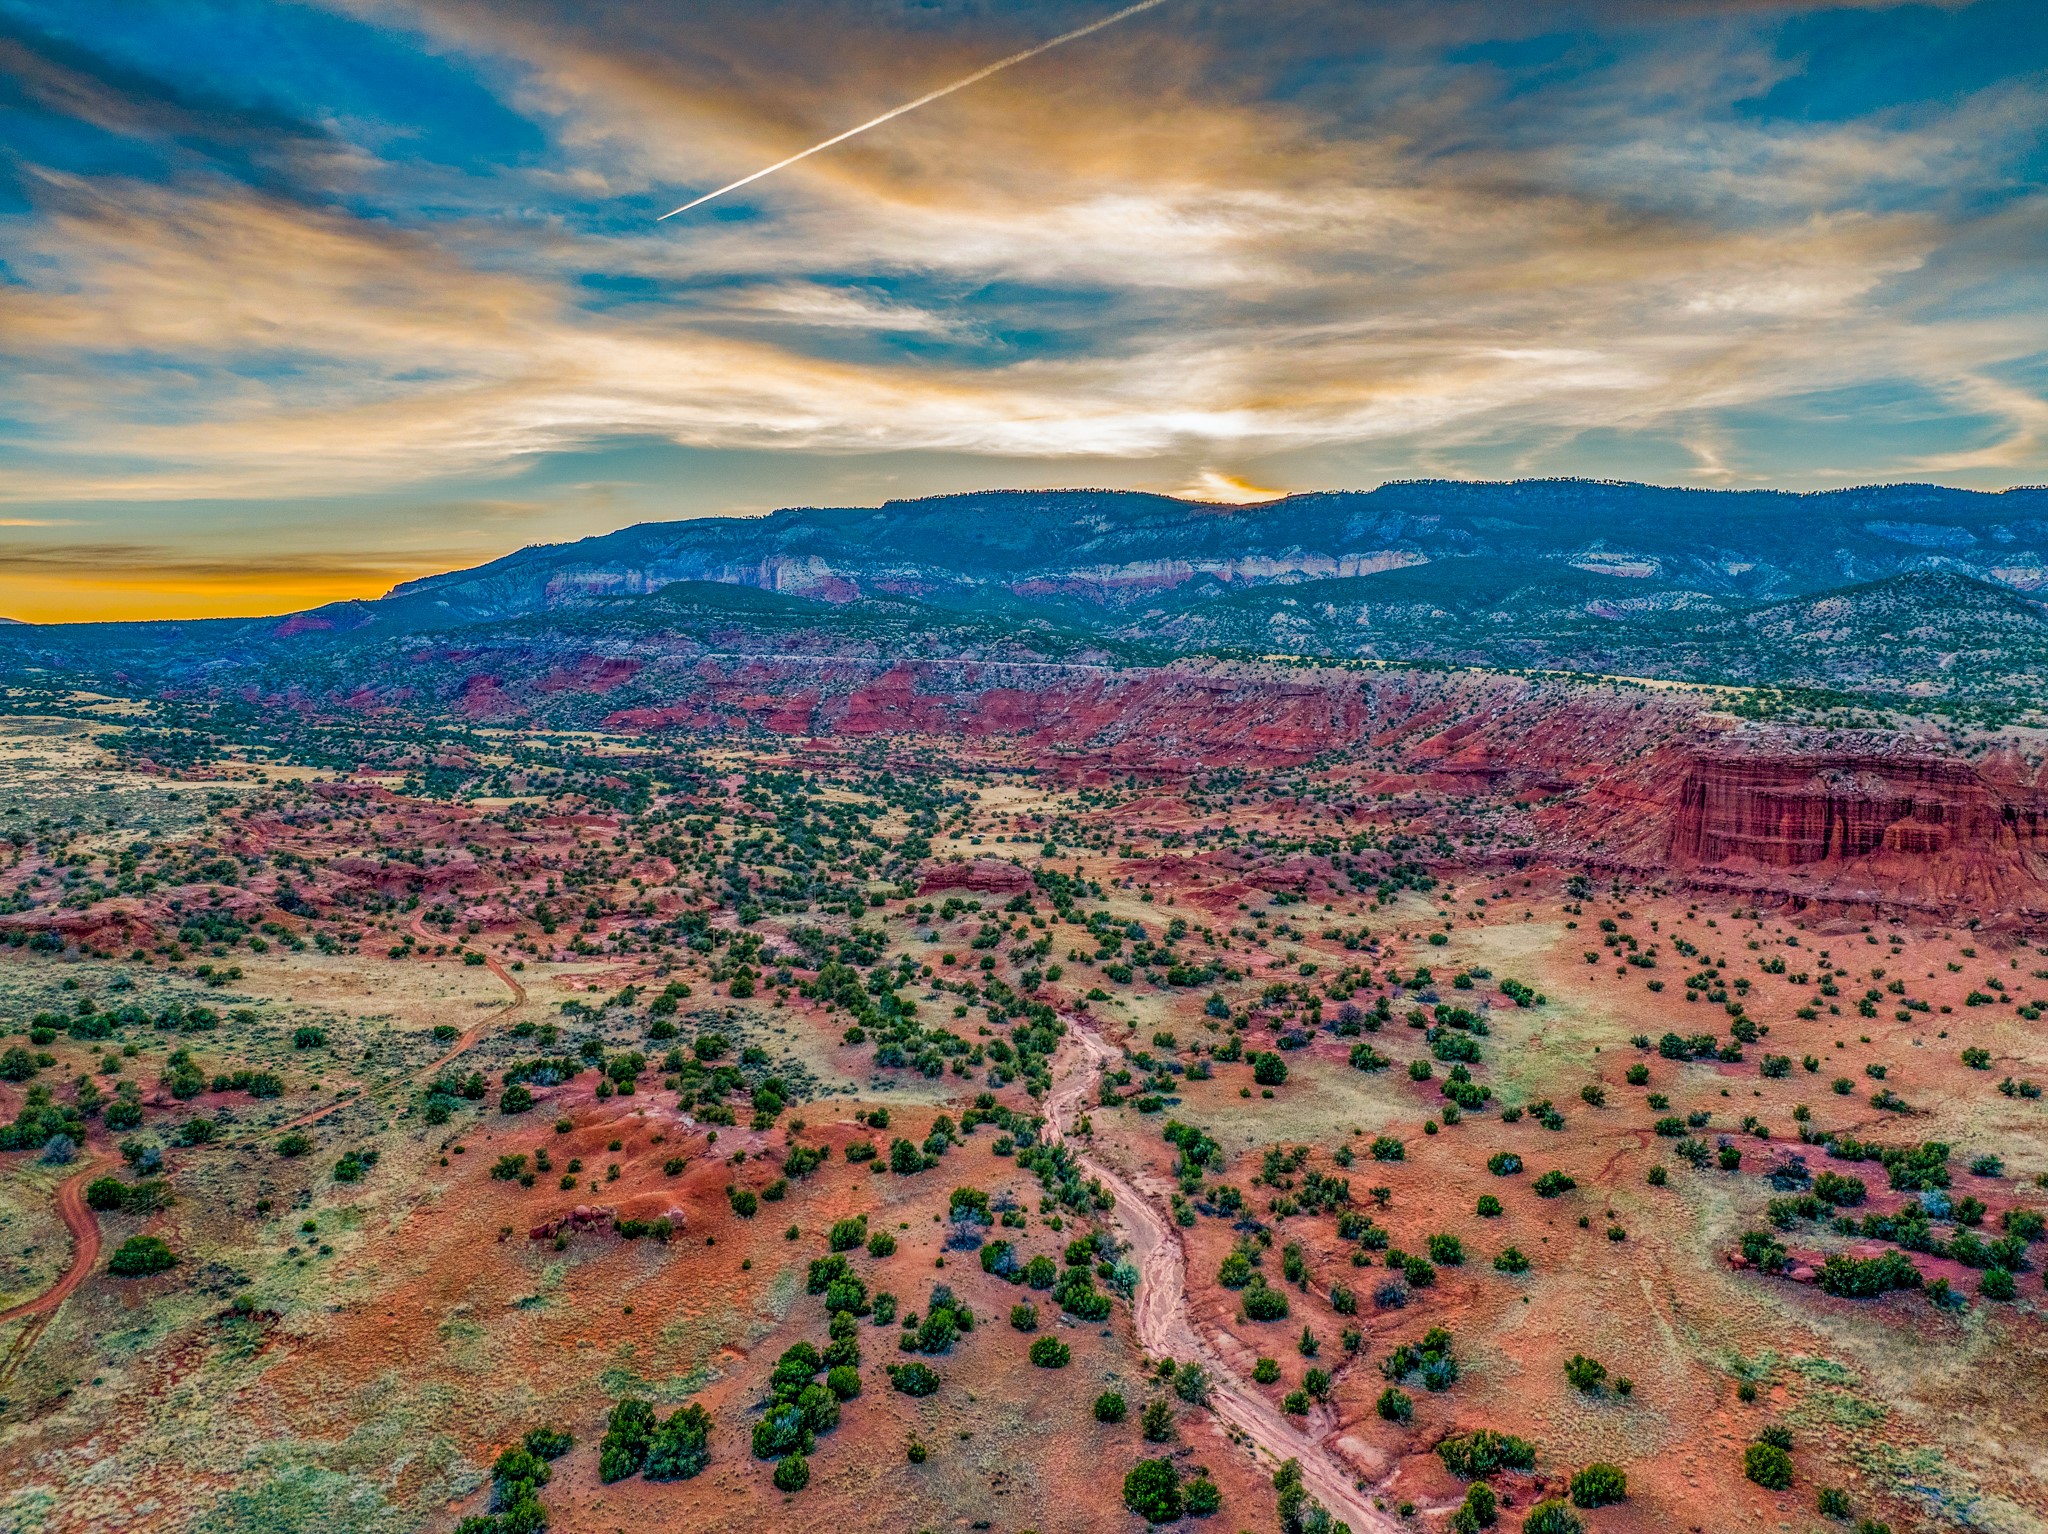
1, 484, 2047, 1534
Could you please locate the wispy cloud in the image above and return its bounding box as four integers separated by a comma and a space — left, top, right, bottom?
0, 0, 2042, 579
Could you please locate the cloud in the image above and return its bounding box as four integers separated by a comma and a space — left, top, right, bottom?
0, 0, 2042, 523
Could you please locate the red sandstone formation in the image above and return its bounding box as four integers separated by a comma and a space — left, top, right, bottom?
917, 858, 1034, 896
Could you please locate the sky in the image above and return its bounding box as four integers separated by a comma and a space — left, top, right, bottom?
1, 0, 2045, 622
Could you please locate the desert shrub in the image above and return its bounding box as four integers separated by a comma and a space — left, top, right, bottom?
1010, 1301, 1039, 1330
1140, 1393, 1177, 1442
1814, 1250, 1921, 1298
1094, 1390, 1128, 1422
887, 1362, 939, 1396
1532, 1170, 1576, 1197
1376, 1386, 1413, 1423
1218, 1250, 1254, 1288
85, 1177, 132, 1211
1569, 1463, 1626, 1507
1980, 1267, 2017, 1301
1438, 1429, 1536, 1478
825, 1365, 860, 1401
1564, 1354, 1607, 1392
1740, 1230, 1789, 1273
1521, 1501, 1584, 1534
1487, 1151, 1523, 1175
1493, 1246, 1530, 1274
1428, 1233, 1465, 1266
1817, 1488, 1851, 1517
598, 1398, 655, 1482
1744, 1442, 1794, 1490
750, 1398, 810, 1461
1182, 1474, 1221, 1516
1241, 1280, 1290, 1321
1370, 1136, 1406, 1161
1449, 1482, 1498, 1533
1029, 1336, 1071, 1368
1476, 1194, 1502, 1217
1280, 1388, 1310, 1415
828, 1215, 868, 1251
644, 1403, 712, 1481
771, 1453, 809, 1492
1124, 1458, 1182, 1523
107, 1235, 177, 1276
1252, 1052, 1288, 1086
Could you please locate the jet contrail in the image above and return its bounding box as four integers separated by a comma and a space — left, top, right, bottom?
657, 0, 1174, 220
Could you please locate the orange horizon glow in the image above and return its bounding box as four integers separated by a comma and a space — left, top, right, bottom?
0, 567, 438, 626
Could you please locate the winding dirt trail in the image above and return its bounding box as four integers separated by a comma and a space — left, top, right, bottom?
0, 1152, 111, 1391
267, 922, 528, 1138
1047, 1015, 1401, 1534
2, 925, 534, 1373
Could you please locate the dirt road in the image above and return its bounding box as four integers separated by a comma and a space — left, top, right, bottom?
271, 923, 529, 1137
1047, 1014, 1401, 1534
0, 1152, 111, 1391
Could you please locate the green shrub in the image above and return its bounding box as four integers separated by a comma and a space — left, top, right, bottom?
1817, 1488, 1851, 1517
887, 1362, 939, 1396
771, 1453, 809, 1492
1569, 1463, 1626, 1507
1521, 1500, 1584, 1534
107, 1235, 177, 1276
1094, 1390, 1127, 1423
1029, 1336, 1071, 1368
1123, 1458, 1182, 1523
644, 1403, 711, 1481
598, 1398, 655, 1482
1744, 1443, 1794, 1490
828, 1215, 868, 1251
1241, 1280, 1290, 1321
1563, 1354, 1607, 1392
1450, 1482, 1498, 1533
1532, 1170, 1576, 1197
1376, 1386, 1413, 1423
1141, 1394, 1176, 1442
84, 1177, 131, 1211
1438, 1429, 1536, 1478
1182, 1474, 1221, 1516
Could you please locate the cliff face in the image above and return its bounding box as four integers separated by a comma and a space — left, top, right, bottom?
1659, 750, 2048, 915
1669, 754, 2048, 865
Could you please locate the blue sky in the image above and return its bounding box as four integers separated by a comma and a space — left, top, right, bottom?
1, 0, 2044, 618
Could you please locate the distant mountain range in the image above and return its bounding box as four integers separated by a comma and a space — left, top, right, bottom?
8, 479, 2048, 713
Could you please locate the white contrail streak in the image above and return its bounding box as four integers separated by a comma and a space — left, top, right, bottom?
656, 0, 1174, 220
